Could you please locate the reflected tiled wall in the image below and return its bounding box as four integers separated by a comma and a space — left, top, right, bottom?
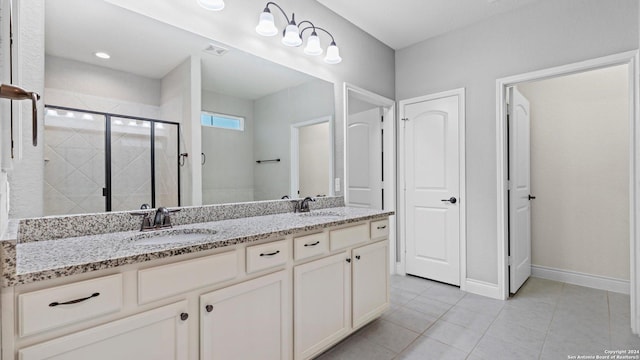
44, 111, 106, 215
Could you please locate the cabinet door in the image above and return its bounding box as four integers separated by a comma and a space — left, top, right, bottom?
352, 241, 389, 328
19, 301, 189, 360
200, 270, 290, 360
294, 252, 350, 360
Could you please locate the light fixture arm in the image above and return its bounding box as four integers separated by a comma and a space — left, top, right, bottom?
264, 1, 292, 24
300, 25, 336, 44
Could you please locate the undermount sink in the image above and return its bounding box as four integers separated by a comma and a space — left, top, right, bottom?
128, 228, 217, 246
297, 210, 345, 218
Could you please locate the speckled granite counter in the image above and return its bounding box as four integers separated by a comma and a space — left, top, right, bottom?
2, 206, 393, 287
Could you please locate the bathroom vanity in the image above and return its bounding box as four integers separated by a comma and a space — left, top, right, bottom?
0, 199, 392, 360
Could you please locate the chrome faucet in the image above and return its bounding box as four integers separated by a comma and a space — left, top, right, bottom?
296, 197, 315, 213
131, 206, 181, 231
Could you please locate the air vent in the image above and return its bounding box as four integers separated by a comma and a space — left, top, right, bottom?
203, 43, 229, 56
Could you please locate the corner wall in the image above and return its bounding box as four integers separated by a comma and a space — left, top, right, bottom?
396, 0, 639, 285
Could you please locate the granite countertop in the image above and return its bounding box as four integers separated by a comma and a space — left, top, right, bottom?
6, 207, 393, 287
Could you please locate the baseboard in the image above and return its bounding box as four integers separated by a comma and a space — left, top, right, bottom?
464, 278, 503, 299
531, 265, 629, 294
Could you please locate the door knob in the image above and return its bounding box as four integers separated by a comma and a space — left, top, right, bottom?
528, 195, 536, 200
441, 197, 457, 204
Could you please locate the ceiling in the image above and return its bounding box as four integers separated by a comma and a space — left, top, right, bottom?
316, 0, 542, 50
45, 0, 315, 100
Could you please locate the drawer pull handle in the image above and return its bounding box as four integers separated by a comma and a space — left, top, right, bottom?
260, 250, 281, 257
49, 292, 100, 307
304, 241, 320, 247
377, 225, 387, 229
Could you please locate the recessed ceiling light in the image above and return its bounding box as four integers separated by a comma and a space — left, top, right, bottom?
95, 52, 111, 59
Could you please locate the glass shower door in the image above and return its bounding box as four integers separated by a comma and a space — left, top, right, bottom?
154, 122, 179, 207
110, 117, 152, 212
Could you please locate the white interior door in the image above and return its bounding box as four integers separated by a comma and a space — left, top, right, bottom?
509, 86, 532, 293
403, 94, 461, 286
347, 107, 382, 209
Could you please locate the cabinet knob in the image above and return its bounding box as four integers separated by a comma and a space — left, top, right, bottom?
180, 312, 189, 321
205, 305, 213, 313
355, 255, 361, 260
346, 258, 351, 263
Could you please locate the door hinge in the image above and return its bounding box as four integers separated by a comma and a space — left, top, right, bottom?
401, 118, 409, 121
381, 115, 384, 123
506, 180, 511, 190
508, 256, 512, 266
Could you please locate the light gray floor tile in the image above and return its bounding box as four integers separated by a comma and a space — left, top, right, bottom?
439, 306, 496, 333
455, 293, 505, 316
313, 333, 396, 360
403, 295, 453, 319
548, 312, 610, 347
358, 319, 421, 353
382, 306, 437, 333
423, 320, 483, 352
390, 289, 419, 306
418, 283, 465, 305
485, 316, 546, 353
397, 336, 468, 360
471, 333, 540, 360
512, 277, 563, 305
540, 336, 609, 360
609, 291, 631, 317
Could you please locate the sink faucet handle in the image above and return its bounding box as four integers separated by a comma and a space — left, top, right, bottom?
130, 210, 153, 231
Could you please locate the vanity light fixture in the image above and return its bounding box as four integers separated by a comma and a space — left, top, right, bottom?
95, 52, 110, 59
255, 2, 342, 64
197, 0, 225, 11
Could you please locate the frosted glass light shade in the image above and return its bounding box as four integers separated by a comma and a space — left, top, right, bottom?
282, 24, 302, 47
256, 11, 278, 36
303, 33, 323, 56
197, 0, 225, 11
324, 43, 342, 64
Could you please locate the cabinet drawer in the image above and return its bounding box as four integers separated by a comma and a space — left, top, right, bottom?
294, 232, 328, 260
246, 240, 288, 273
370, 219, 389, 239
329, 224, 368, 251
19, 274, 123, 337
138, 251, 238, 304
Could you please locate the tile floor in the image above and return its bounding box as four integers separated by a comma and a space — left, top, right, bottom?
316, 275, 640, 360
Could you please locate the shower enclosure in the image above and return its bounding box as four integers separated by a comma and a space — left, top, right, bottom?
44, 106, 180, 216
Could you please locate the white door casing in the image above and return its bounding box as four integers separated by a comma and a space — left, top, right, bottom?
346, 107, 382, 209
508, 87, 532, 293
402, 90, 464, 286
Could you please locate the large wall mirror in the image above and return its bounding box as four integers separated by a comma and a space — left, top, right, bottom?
39, 0, 335, 216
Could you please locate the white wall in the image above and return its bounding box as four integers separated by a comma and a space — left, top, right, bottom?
201, 90, 254, 204
160, 56, 201, 206
45, 56, 161, 115
253, 79, 334, 200
396, 0, 639, 285
518, 65, 630, 280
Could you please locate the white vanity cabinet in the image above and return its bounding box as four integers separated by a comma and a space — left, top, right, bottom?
3, 216, 390, 360
352, 241, 389, 328
200, 270, 290, 360
294, 252, 351, 360
18, 300, 190, 360
294, 223, 390, 360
